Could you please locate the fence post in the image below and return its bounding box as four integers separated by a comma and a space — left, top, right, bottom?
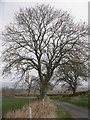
28, 100, 32, 119
42, 98, 45, 107
28, 106, 32, 119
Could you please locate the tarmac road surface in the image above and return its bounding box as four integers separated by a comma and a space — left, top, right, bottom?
54, 101, 89, 119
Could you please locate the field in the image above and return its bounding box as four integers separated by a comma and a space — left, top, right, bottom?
2, 96, 33, 115
50, 94, 89, 108
2, 95, 72, 118
2, 96, 57, 118
2, 93, 88, 118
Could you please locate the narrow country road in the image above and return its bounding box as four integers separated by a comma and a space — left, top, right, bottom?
54, 101, 89, 119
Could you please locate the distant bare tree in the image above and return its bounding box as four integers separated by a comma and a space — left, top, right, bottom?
55, 53, 88, 95
24, 73, 39, 95
2, 87, 15, 96
2, 4, 87, 98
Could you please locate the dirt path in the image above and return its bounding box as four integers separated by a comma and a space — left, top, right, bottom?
54, 101, 88, 119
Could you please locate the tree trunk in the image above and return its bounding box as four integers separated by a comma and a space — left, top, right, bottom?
72, 88, 76, 96
28, 90, 30, 96
27, 87, 30, 96
40, 86, 47, 99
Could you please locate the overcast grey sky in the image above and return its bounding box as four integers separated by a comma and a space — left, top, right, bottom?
0, 0, 89, 87
0, 0, 89, 31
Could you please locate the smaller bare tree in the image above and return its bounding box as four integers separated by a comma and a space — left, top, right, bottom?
24, 72, 39, 95
55, 55, 88, 95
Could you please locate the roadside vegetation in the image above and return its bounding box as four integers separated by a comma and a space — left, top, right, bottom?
2, 96, 57, 118
2, 95, 72, 118
56, 105, 72, 119
50, 93, 89, 108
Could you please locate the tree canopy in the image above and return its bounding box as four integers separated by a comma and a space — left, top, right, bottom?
2, 4, 87, 98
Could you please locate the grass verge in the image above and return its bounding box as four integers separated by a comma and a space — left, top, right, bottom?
50, 94, 89, 108
56, 105, 72, 119
4, 96, 56, 118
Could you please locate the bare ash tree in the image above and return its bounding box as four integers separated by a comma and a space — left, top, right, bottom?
24, 73, 39, 95
56, 56, 88, 95
2, 4, 87, 98
55, 38, 88, 95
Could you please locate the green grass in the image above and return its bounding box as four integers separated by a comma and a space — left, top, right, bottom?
66, 95, 88, 108
2, 96, 34, 115
50, 94, 89, 108
56, 105, 72, 119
